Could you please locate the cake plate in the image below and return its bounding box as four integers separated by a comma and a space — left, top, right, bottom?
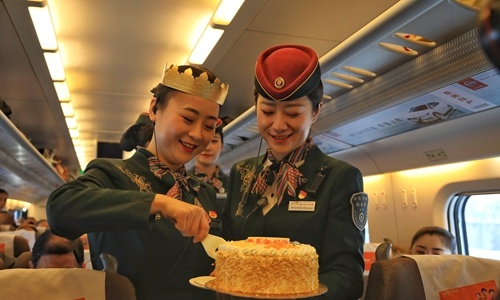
190, 276, 328, 299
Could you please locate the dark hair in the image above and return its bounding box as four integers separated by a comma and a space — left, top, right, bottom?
151, 64, 221, 113
31, 230, 84, 268
215, 122, 224, 144
0, 188, 8, 195
120, 122, 154, 151
410, 226, 457, 254
253, 80, 324, 113
307, 81, 324, 112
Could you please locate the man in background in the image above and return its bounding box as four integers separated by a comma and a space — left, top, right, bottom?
0, 189, 16, 231
30, 230, 84, 269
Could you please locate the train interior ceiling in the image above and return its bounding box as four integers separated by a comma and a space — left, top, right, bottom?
1, 0, 500, 246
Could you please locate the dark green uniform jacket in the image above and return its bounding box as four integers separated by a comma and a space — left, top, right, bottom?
223, 145, 365, 300
187, 165, 229, 211
47, 150, 221, 300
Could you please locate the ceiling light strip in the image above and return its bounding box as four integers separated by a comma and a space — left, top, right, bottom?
213, 0, 245, 25
28, 5, 58, 51
189, 25, 224, 64
188, 0, 245, 64
29, 0, 83, 170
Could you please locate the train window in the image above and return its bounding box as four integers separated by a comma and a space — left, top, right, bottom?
449, 193, 500, 259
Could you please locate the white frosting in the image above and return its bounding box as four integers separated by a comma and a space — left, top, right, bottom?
213, 238, 319, 295
219, 240, 317, 256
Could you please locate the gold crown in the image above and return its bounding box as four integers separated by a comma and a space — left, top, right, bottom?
161, 64, 229, 105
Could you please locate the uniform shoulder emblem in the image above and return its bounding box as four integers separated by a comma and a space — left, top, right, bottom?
350, 192, 368, 231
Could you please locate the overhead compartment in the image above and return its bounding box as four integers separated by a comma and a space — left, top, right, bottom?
217, 0, 499, 176
0, 0, 77, 203
0, 111, 64, 203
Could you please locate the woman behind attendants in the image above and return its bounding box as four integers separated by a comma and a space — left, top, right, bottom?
409, 226, 457, 255
222, 45, 367, 300
187, 119, 229, 194
47, 64, 229, 300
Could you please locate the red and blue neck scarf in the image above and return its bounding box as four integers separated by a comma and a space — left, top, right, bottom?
251, 138, 313, 206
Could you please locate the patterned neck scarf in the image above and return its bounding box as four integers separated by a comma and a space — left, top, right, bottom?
251, 138, 313, 206
193, 165, 225, 193
139, 148, 195, 202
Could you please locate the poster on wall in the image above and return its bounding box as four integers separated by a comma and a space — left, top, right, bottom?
315, 68, 500, 153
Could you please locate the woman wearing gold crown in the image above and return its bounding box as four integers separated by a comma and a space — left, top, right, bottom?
47, 64, 228, 299
222, 45, 367, 300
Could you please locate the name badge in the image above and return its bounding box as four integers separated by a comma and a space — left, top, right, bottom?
288, 201, 316, 212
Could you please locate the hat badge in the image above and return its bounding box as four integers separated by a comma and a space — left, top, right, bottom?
274, 77, 285, 89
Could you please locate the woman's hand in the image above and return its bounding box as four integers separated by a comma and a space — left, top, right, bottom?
151, 194, 209, 242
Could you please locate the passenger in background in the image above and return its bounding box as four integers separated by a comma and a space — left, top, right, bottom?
408, 226, 457, 255
46, 64, 228, 300
36, 218, 50, 230
120, 112, 154, 151
30, 230, 84, 269
188, 119, 229, 195
0, 189, 17, 231
0, 188, 7, 212
17, 216, 38, 232
0, 213, 16, 231
1, 188, 9, 229
222, 45, 367, 300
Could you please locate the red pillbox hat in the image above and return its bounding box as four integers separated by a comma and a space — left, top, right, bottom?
254, 45, 321, 101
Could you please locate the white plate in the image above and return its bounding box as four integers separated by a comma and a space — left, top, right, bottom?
205, 281, 328, 299
189, 276, 215, 290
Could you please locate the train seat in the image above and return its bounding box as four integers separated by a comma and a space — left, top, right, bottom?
363, 242, 392, 273
0, 232, 30, 257
0, 268, 136, 300
360, 242, 393, 300
364, 255, 500, 300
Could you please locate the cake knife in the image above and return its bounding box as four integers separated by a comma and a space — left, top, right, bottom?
201, 234, 226, 259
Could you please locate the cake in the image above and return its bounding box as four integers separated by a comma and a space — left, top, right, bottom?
210, 237, 319, 295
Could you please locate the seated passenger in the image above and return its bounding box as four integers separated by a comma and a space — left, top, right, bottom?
408, 226, 457, 255
30, 230, 84, 268
17, 216, 38, 232
0, 189, 16, 231
0, 188, 8, 213
0, 211, 16, 231
36, 218, 50, 230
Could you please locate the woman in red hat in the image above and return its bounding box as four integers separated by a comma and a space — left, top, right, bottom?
222, 45, 367, 300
